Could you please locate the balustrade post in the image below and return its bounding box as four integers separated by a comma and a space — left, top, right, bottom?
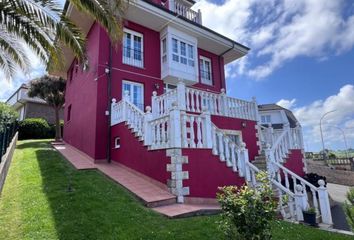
264, 144, 275, 178
241, 143, 251, 181
268, 123, 274, 146
152, 91, 158, 118
144, 106, 153, 146
201, 109, 213, 148
197, 9, 202, 24
169, 103, 182, 148
220, 88, 228, 116
252, 96, 259, 122
296, 123, 304, 149
294, 184, 307, 221
177, 81, 186, 111
111, 98, 117, 125
169, 0, 175, 11
284, 123, 292, 149
317, 180, 333, 225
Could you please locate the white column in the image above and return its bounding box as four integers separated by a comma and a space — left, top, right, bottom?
201, 110, 212, 148
169, 0, 175, 11
217, 132, 225, 161
169, 104, 182, 148
221, 88, 228, 116
177, 81, 186, 111
318, 180, 333, 225
252, 96, 259, 122
152, 91, 158, 118
144, 106, 153, 146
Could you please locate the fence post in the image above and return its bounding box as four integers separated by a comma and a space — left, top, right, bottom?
201, 109, 212, 148
294, 184, 306, 221
317, 180, 333, 225
220, 88, 228, 116
144, 106, 153, 146
169, 103, 182, 148
177, 81, 186, 111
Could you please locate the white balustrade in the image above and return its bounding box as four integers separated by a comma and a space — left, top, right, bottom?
172, 0, 202, 24
149, 115, 170, 150
152, 89, 178, 118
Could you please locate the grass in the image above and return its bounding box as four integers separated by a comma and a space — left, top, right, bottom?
0, 140, 352, 240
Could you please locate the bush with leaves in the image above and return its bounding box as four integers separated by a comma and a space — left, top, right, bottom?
18, 118, 52, 140
344, 188, 354, 231
0, 102, 18, 132
217, 172, 277, 240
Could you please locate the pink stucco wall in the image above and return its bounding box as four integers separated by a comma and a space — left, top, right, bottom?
64, 23, 101, 158
284, 149, 305, 177
110, 123, 170, 184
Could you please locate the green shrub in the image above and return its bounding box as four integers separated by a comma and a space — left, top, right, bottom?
217, 172, 277, 240
344, 188, 354, 231
0, 102, 18, 132
18, 118, 52, 140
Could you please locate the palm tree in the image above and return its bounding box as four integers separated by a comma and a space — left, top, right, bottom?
0, 0, 127, 80
28, 75, 66, 141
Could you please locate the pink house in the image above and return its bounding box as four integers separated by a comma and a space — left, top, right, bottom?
55, 0, 332, 224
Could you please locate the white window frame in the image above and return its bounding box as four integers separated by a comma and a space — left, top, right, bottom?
223, 129, 243, 146
114, 137, 121, 149
122, 28, 144, 68
200, 56, 212, 85
261, 115, 271, 123
163, 83, 177, 93
122, 80, 144, 110
171, 37, 195, 67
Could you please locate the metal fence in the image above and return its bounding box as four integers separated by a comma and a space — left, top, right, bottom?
0, 122, 18, 162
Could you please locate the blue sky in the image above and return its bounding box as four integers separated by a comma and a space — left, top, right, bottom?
1, 0, 354, 152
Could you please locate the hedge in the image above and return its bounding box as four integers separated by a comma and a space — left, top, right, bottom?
18, 118, 52, 140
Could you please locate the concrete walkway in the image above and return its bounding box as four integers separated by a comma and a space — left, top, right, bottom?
52, 142, 220, 218
327, 183, 352, 203
327, 183, 352, 231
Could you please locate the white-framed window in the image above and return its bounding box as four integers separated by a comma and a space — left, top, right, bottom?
200, 56, 212, 85
261, 115, 271, 123
123, 28, 143, 68
223, 130, 243, 146
122, 80, 144, 110
171, 37, 195, 67
114, 137, 121, 149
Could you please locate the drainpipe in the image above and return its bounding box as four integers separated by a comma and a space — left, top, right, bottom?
106, 41, 113, 163
218, 43, 235, 90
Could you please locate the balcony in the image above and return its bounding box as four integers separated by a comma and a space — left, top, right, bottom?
168, 0, 202, 25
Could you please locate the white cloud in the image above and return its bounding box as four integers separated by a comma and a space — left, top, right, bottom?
277, 98, 297, 109
195, 0, 354, 79
280, 84, 354, 150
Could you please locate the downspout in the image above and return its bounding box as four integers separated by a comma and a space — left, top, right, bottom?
106, 41, 113, 163
218, 43, 235, 90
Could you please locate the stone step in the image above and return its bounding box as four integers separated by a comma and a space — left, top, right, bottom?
153, 203, 221, 218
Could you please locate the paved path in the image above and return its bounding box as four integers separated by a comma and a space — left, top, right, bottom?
327, 183, 352, 231
52, 142, 220, 218
327, 183, 352, 203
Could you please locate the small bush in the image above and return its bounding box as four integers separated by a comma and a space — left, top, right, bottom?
217, 172, 277, 240
0, 102, 18, 132
18, 118, 52, 140
345, 188, 354, 231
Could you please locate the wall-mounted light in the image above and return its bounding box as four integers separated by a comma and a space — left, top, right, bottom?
241, 122, 247, 128
154, 83, 160, 90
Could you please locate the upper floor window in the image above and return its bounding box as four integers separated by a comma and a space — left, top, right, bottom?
162, 38, 167, 63
261, 115, 271, 123
171, 37, 194, 67
123, 28, 143, 68
200, 56, 212, 85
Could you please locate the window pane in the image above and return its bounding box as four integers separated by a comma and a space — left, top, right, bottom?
188, 60, 194, 67
188, 45, 193, 59
180, 42, 186, 56
172, 54, 179, 62
172, 38, 178, 53
133, 36, 142, 61
123, 33, 131, 58
181, 57, 187, 65
162, 38, 166, 53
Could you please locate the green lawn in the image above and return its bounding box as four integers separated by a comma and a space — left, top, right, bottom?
0, 140, 352, 240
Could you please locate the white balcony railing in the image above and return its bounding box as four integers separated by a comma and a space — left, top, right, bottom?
152, 82, 258, 121
169, 0, 202, 24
